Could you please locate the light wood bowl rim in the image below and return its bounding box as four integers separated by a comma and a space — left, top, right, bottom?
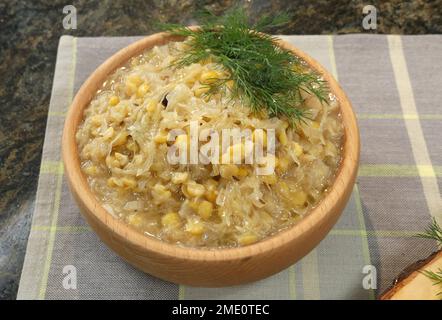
62, 30, 360, 263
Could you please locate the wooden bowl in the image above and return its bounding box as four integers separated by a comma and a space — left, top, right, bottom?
62, 31, 360, 287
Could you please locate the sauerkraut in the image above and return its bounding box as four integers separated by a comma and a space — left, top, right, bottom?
76, 41, 343, 247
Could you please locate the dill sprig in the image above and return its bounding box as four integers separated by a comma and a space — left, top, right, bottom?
161, 7, 328, 123
417, 218, 442, 244
420, 269, 442, 296
416, 218, 442, 296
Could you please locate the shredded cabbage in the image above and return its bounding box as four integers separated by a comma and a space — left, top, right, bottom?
76, 41, 344, 247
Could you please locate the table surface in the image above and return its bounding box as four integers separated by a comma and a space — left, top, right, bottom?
1, 0, 441, 299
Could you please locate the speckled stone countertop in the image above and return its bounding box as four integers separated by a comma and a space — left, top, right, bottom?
0, 0, 441, 299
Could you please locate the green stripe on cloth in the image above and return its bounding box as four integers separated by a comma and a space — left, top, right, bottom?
37, 160, 442, 178
329, 35, 374, 300
31, 225, 92, 232
289, 265, 297, 300
330, 229, 419, 237
301, 252, 320, 299
38, 36, 77, 300
40, 161, 64, 175
358, 164, 442, 177
178, 285, 185, 300
37, 170, 64, 299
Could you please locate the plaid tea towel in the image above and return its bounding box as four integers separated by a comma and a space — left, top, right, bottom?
17, 34, 442, 299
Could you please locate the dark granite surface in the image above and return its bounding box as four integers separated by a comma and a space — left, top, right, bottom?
0, 0, 441, 300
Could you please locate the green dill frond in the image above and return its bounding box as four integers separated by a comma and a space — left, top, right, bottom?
416, 219, 442, 297
161, 7, 328, 123
420, 268, 442, 296
417, 218, 442, 245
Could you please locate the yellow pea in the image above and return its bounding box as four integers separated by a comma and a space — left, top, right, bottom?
125, 82, 137, 97
293, 142, 303, 157
186, 181, 205, 197
238, 232, 258, 246
197, 200, 213, 220
114, 152, 129, 167
194, 86, 210, 97
185, 221, 205, 236
204, 189, 218, 202
146, 100, 157, 114
204, 179, 218, 202
291, 190, 307, 207
277, 129, 288, 145
325, 141, 337, 157
171, 172, 189, 184
102, 127, 114, 140
154, 134, 168, 144
236, 167, 249, 177
112, 131, 128, 147
83, 165, 99, 176
219, 164, 239, 179
205, 178, 218, 189
127, 74, 143, 86
109, 96, 120, 106
90, 115, 102, 126
152, 183, 172, 204
161, 212, 181, 228
136, 83, 150, 98
107, 177, 120, 187
121, 177, 137, 189
200, 70, 222, 84
188, 200, 200, 211
127, 138, 139, 152
127, 213, 143, 227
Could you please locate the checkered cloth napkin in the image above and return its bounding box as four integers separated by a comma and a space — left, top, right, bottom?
17, 35, 442, 299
